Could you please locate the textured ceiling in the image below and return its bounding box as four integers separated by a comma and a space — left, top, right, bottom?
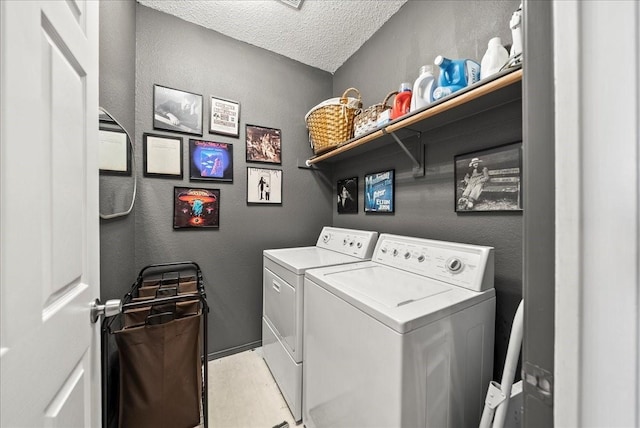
137, 0, 408, 73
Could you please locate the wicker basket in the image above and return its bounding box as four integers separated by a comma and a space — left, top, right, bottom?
353, 91, 398, 138
305, 88, 362, 155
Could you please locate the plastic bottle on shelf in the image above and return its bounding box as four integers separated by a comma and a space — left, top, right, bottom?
410, 65, 436, 112
391, 82, 412, 120
480, 37, 509, 79
432, 55, 480, 101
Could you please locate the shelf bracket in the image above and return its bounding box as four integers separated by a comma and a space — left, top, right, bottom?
385, 130, 424, 177
297, 158, 331, 186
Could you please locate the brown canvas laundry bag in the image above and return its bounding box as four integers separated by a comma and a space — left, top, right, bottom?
115, 314, 201, 428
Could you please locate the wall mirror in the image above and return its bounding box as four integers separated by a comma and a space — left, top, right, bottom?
99, 107, 137, 219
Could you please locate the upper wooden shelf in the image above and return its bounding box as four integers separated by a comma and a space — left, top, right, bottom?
306, 67, 523, 166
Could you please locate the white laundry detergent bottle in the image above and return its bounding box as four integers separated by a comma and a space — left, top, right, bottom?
410, 65, 436, 112
480, 37, 509, 79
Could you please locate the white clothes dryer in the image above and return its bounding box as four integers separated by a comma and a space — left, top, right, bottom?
303, 233, 496, 428
262, 227, 378, 421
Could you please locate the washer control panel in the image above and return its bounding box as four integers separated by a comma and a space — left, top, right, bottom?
373, 234, 494, 291
316, 227, 378, 259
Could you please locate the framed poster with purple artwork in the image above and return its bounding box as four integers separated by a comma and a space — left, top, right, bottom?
189, 139, 233, 182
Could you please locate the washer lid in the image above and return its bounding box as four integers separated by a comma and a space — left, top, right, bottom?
264, 247, 364, 275
305, 263, 495, 333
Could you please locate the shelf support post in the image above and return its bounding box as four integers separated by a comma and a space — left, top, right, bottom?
386, 130, 424, 177
297, 158, 332, 186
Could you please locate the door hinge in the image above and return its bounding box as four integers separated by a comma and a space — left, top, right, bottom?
522, 362, 553, 406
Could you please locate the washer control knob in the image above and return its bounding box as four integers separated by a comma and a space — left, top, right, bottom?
322, 234, 331, 243
392, 249, 398, 257
343, 239, 348, 245
349, 241, 354, 247
446, 257, 464, 273
417, 255, 426, 263
381, 247, 388, 254
404, 252, 411, 259
356, 242, 362, 248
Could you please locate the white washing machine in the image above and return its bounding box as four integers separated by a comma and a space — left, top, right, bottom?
262, 227, 378, 421
303, 233, 496, 428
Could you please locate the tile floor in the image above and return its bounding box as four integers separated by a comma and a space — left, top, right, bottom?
207, 348, 299, 428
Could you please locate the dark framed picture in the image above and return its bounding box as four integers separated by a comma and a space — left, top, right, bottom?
210, 96, 240, 137
365, 169, 395, 213
189, 139, 233, 182
173, 187, 220, 229
143, 133, 183, 179
337, 177, 358, 214
153, 84, 203, 136
455, 142, 523, 212
245, 124, 281, 164
247, 167, 282, 204
99, 128, 131, 175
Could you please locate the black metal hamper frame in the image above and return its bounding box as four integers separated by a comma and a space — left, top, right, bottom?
101, 261, 209, 428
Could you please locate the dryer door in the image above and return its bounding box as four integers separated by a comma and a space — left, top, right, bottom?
263, 267, 298, 358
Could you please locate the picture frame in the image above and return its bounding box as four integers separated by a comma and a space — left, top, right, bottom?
143, 133, 183, 179
189, 139, 234, 182
364, 169, 395, 213
209, 96, 240, 137
454, 142, 523, 212
99, 128, 131, 175
247, 167, 282, 204
245, 124, 282, 164
153, 84, 203, 136
173, 187, 220, 229
337, 177, 358, 214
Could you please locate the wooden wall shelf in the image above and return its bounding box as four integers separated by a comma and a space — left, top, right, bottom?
306, 67, 522, 166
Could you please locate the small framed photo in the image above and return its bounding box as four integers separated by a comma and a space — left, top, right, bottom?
245, 124, 282, 164
365, 169, 395, 213
337, 177, 358, 214
189, 139, 234, 182
153, 84, 203, 136
99, 128, 130, 175
173, 187, 220, 229
209, 96, 240, 137
143, 133, 183, 178
247, 167, 282, 204
455, 142, 523, 212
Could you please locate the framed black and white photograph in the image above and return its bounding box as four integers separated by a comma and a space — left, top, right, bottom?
143, 133, 183, 179
365, 169, 395, 213
245, 124, 281, 164
209, 96, 240, 137
153, 84, 203, 136
99, 128, 130, 175
189, 139, 233, 182
247, 167, 282, 204
173, 187, 220, 229
337, 177, 358, 214
455, 142, 523, 212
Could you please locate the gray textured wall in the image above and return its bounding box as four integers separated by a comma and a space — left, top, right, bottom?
99, 0, 137, 300
135, 5, 333, 357
332, 0, 522, 380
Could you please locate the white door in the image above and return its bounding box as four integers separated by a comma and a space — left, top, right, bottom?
0, 1, 101, 427
554, 0, 639, 426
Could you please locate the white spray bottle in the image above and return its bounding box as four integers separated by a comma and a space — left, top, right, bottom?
509, 2, 523, 64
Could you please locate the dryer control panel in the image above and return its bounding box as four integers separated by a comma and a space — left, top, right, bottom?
373, 234, 495, 292
316, 227, 378, 259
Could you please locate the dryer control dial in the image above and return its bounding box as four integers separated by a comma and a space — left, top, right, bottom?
446, 257, 464, 274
